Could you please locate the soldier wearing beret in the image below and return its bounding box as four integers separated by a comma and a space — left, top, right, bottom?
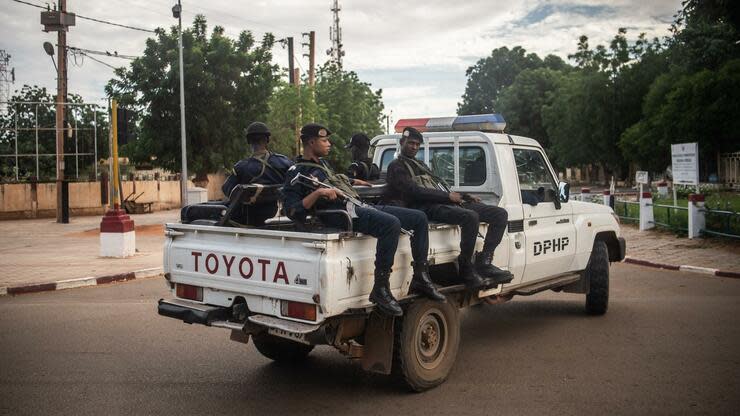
383, 127, 513, 289
282, 123, 445, 317
222, 121, 293, 226
345, 133, 380, 181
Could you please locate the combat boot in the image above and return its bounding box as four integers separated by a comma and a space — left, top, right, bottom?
457, 254, 486, 290
474, 251, 514, 286
409, 261, 446, 302
369, 269, 403, 317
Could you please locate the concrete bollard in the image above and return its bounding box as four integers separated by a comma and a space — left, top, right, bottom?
100, 209, 136, 257
581, 187, 591, 202
688, 193, 706, 239
603, 190, 613, 208
639, 191, 655, 231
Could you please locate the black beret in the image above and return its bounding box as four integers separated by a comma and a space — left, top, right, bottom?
402, 127, 423, 142
345, 133, 370, 149
300, 123, 332, 140
246, 121, 270, 138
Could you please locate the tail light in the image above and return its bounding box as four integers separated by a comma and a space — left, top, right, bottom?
176, 283, 203, 301
281, 300, 317, 321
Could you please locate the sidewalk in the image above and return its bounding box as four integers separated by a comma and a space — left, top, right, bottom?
0, 209, 179, 288
620, 224, 740, 274
0, 213, 738, 295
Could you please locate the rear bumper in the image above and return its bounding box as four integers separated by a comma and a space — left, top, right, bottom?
158, 298, 325, 344
157, 298, 229, 325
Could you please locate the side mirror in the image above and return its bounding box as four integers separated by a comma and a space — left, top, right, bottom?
558, 181, 570, 203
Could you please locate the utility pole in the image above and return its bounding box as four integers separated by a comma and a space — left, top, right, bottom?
302, 31, 315, 87
172, 1, 187, 207
0, 50, 13, 115
287, 37, 295, 85
41, 0, 75, 223
327, 0, 344, 68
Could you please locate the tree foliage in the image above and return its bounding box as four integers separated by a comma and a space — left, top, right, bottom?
459, 1, 740, 181
106, 15, 279, 178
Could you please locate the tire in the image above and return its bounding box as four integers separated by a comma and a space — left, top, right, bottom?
252, 332, 314, 363
393, 299, 460, 392
585, 240, 610, 315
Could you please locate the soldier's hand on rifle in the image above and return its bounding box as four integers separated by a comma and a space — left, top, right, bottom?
449, 192, 464, 204
352, 179, 372, 187
317, 188, 341, 201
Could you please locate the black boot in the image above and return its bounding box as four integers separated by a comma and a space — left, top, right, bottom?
409, 261, 446, 302
457, 254, 486, 290
369, 270, 403, 317
474, 251, 514, 285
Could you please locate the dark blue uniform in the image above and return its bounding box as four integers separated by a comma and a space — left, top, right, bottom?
223, 152, 293, 226
283, 156, 430, 272
346, 159, 380, 181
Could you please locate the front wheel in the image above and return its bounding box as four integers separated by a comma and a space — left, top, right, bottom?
252, 332, 314, 363
393, 299, 460, 392
585, 240, 610, 315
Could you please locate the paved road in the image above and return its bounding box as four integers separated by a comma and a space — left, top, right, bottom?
1, 263, 738, 415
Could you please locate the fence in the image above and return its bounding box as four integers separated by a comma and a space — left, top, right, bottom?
719, 152, 739, 186
0, 101, 106, 182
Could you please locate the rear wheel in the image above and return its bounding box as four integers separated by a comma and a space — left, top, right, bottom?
252, 332, 314, 363
393, 299, 460, 392
585, 240, 610, 315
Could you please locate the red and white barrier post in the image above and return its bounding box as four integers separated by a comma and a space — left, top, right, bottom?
688, 193, 705, 239
603, 190, 613, 208
580, 187, 590, 202
100, 99, 135, 257
639, 191, 654, 231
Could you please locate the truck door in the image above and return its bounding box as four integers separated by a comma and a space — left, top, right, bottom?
512, 147, 576, 283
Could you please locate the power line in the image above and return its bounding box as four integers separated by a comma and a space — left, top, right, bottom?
11, 0, 156, 33
77, 51, 120, 70
67, 45, 138, 60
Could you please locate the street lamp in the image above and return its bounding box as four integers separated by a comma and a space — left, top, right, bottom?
172, 1, 187, 207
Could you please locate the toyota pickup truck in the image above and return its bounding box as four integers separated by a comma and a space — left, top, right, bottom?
158, 114, 626, 391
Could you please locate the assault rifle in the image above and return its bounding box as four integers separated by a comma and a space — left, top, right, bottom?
290, 172, 414, 237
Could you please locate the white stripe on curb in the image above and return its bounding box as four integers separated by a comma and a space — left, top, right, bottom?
55, 276, 99, 290
678, 265, 719, 275
0, 267, 164, 296
135, 267, 164, 279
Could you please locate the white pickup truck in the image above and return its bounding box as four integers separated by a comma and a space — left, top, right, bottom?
158, 114, 625, 391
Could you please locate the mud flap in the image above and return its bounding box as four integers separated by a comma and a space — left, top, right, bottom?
361, 312, 395, 374
229, 329, 250, 344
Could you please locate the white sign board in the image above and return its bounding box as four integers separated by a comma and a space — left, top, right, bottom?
671, 142, 699, 185
635, 171, 649, 185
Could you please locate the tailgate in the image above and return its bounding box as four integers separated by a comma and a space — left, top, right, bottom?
164, 223, 327, 320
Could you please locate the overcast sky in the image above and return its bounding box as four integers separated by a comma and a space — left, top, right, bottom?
2, 0, 682, 125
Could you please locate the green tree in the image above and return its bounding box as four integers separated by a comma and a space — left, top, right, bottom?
458, 46, 544, 114
106, 15, 279, 179
266, 81, 321, 158
313, 63, 384, 169
495, 68, 564, 148
620, 59, 740, 172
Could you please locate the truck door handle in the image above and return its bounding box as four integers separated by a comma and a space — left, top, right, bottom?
528, 220, 537, 226
556, 218, 570, 224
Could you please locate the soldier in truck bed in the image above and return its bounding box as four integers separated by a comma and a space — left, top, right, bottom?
222, 122, 293, 226
345, 133, 380, 181
383, 126, 514, 289
282, 123, 445, 317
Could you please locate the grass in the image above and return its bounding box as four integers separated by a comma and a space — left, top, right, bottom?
614, 191, 740, 237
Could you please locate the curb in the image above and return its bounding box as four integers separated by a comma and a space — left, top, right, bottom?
0, 267, 164, 296
623, 257, 740, 278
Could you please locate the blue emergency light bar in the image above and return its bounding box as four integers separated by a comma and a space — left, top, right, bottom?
394, 114, 506, 133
